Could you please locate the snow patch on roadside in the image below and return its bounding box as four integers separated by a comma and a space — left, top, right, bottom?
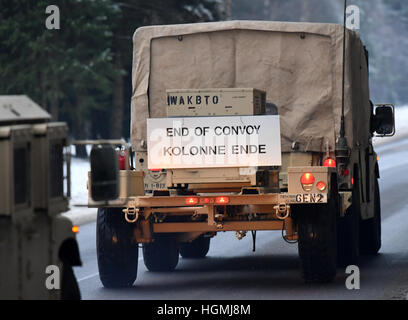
62, 157, 96, 225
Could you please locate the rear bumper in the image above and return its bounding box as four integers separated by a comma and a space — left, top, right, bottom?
132, 191, 328, 209
123, 192, 327, 242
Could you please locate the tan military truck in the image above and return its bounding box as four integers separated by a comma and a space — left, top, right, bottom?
0, 95, 81, 299
89, 21, 395, 286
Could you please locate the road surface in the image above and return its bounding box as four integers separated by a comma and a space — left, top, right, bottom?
73, 138, 408, 300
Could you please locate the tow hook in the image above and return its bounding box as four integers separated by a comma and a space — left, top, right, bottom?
274, 203, 290, 220
122, 206, 139, 223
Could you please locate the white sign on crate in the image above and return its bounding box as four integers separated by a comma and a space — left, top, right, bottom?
147, 115, 281, 169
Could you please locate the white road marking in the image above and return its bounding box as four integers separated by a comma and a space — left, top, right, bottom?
78, 272, 99, 282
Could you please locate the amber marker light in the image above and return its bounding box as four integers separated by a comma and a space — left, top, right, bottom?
72, 225, 79, 234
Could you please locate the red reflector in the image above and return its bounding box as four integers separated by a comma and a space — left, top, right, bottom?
118, 151, 126, 170
342, 168, 349, 176
300, 173, 315, 185
316, 181, 326, 191
150, 168, 162, 172
323, 158, 336, 168
185, 197, 198, 205
203, 197, 210, 204
351, 177, 354, 185
216, 196, 229, 204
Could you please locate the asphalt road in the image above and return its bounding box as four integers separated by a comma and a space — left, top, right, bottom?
74, 138, 408, 300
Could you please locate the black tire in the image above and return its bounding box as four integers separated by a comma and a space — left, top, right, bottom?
96, 207, 138, 288
61, 264, 81, 300
360, 178, 381, 254
337, 175, 360, 266
297, 185, 338, 283
180, 236, 210, 258
143, 234, 179, 271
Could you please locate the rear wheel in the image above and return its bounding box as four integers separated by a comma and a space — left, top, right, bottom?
360, 178, 381, 254
96, 207, 138, 288
143, 234, 179, 271
180, 236, 210, 258
297, 184, 338, 282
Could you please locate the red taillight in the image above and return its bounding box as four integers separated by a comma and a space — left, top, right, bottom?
150, 168, 162, 172
216, 196, 229, 204
199, 197, 213, 204
300, 172, 315, 192
186, 196, 229, 205
323, 158, 336, 168
316, 181, 326, 191
185, 197, 198, 205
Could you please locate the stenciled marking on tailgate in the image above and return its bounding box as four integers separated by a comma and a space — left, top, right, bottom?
279, 193, 327, 203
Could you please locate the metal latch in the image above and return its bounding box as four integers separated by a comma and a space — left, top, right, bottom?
273, 203, 290, 220
122, 206, 139, 223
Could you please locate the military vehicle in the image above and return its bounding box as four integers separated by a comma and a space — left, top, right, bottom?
0, 95, 81, 299
88, 21, 395, 286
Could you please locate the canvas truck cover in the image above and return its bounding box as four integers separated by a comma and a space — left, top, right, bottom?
131, 21, 371, 153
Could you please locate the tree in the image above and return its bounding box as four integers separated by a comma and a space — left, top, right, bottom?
0, 0, 118, 157
108, 0, 223, 140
